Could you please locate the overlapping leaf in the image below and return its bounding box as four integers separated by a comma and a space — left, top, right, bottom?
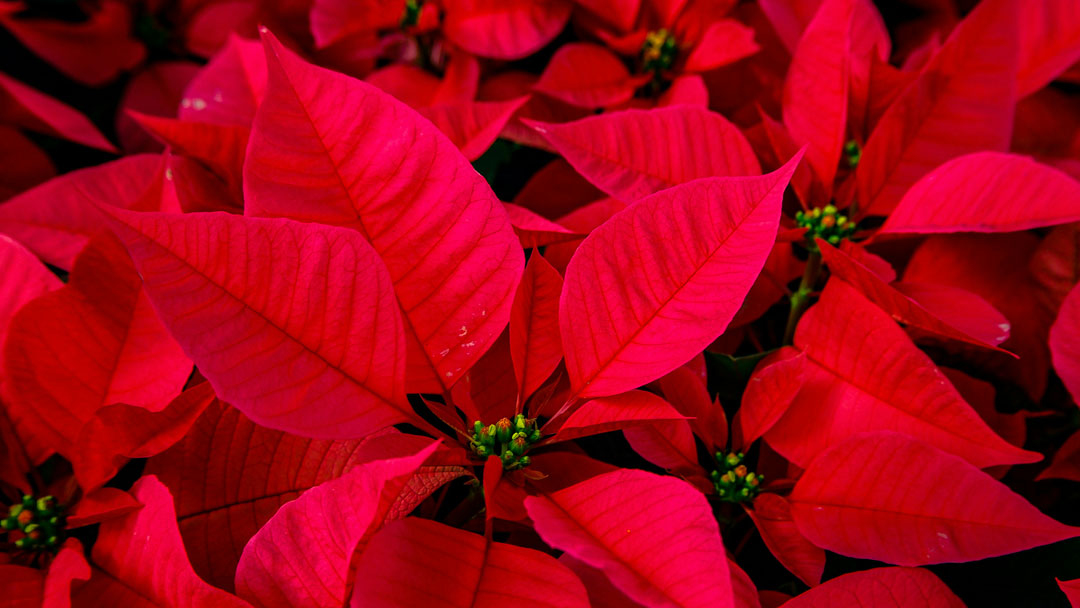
235, 442, 444, 608
789, 432, 1078, 565
101, 207, 410, 439
526, 105, 762, 202
72, 475, 250, 607
1051, 281, 1080, 405
3, 234, 191, 460
525, 469, 734, 608
559, 155, 798, 398
351, 517, 589, 607
856, 0, 1019, 216
746, 494, 824, 587
510, 253, 564, 403
442, 0, 573, 60
244, 32, 522, 392
817, 240, 1011, 349
0, 154, 164, 269
552, 390, 687, 443
880, 153, 1080, 234
145, 402, 372, 590
765, 279, 1039, 469
781, 0, 852, 198
534, 43, 647, 108
781, 567, 965, 607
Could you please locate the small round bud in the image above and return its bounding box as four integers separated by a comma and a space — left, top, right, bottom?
510, 436, 528, 456
495, 418, 513, 444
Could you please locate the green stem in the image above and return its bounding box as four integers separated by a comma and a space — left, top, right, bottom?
783, 248, 822, 344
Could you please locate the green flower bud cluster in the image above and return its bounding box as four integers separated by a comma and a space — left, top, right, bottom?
1, 495, 65, 552
795, 204, 856, 247
843, 140, 861, 168
400, 0, 422, 28
642, 29, 678, 74
711, 452, 763, 503
470, 414, 542, 470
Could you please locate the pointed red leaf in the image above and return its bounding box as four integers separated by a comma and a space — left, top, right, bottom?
101, 207, 411, 439
527, 105, 761, 202
765, 279, 1040, 469
782, 0, 852, 197
880, 153, 1080, 234
552, 390, 687, 443
1017, 0, 1080, 96
560, 155, 799, 398
1060, 578, 1080, 608
0, 234, 60, 359
559, 555, 642, 608
66, 487, 141, 528
736, 347, 806, 450
683, 19, 759, 73
511, 253, 565, 402
525, 469, 734, 608
235, 442, 444, 608
1039, 429, 1080, 483
128, 112, 249, 201
181, 35, 266, 126
115, 61, 201, 153
660, 365, 726, 450
144, 402, 373, 590
244, 32, 522, 392
453, 329, 518, 423
781, 567, 964, 607
309, 0, 406, 48
790, 432, 1078, 565
442, 0, 573, 60
351, 517, 589, 607
3, 234, 191, 460
1051, 282, 1080, 405
73, 476, 250, 607
894, 282, 1012, 348
856, 0, 1019, 217
757, 0, 822, 52
0, 1, 144, 86
624, 419, 705, 482
0, 155, 163, 269
902, 233, 1052, 400
817, 240, 1010, 350
44, 539, 91, 608
417, 97, 529, 161
746, 494, 824, 587
659, 74, 709, 106
534, 43, 647, 108
1032, 222, 1080, 317
0, 73, 115, 152
73, 382, 217, 491
503, 202, 583, 248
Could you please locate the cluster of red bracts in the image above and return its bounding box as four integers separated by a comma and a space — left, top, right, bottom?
2, 0, 1080, 606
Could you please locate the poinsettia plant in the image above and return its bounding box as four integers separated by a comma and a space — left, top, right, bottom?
3, 0, 1080, 606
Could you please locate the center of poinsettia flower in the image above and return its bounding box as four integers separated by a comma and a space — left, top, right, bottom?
795, 204, 856, 246
469, 414, 541, 470
400, 0, 423, 27
641, 29, 678, 74
2, 495, 65, 552
711, 452, 762, 503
